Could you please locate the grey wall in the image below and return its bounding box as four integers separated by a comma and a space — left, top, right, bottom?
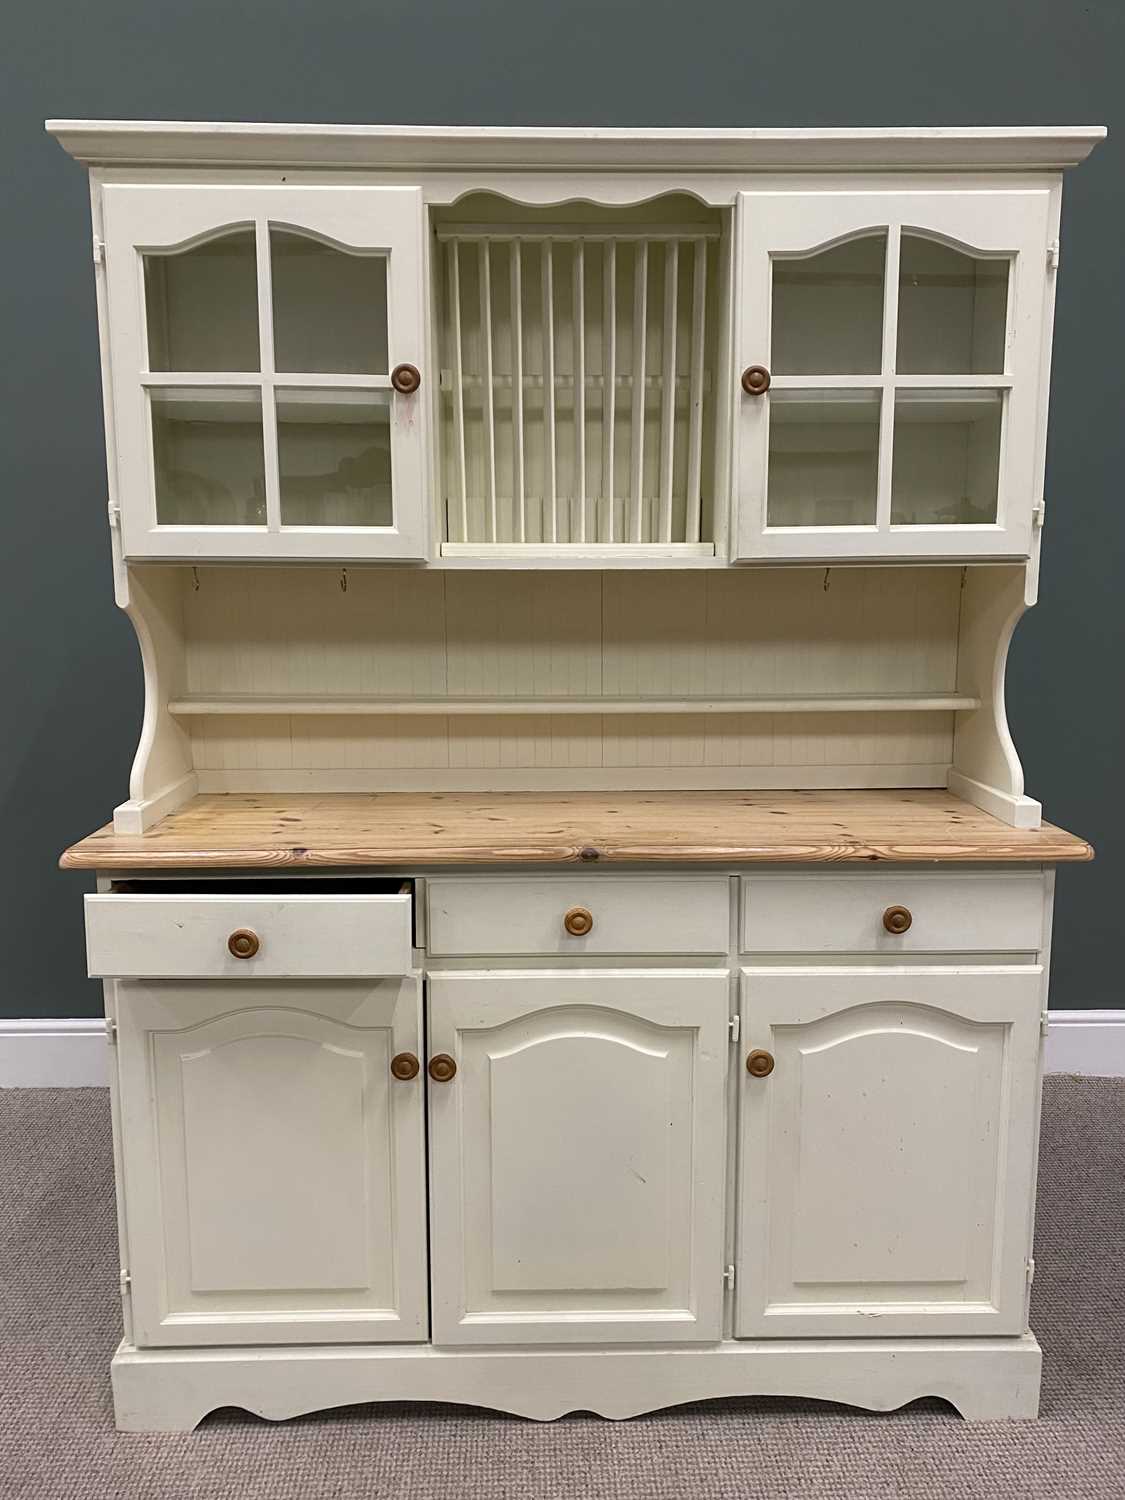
2, 0, 1121, 1018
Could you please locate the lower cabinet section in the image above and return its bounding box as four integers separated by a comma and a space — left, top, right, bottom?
114, 977, 428, 1346
736, 965, 1042, 1338
90, 869, 1057, 1427
102, 880, 1049, 1377
426, 969, 730, 1344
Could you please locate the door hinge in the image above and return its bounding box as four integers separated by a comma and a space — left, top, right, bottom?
1041, 1010, 1050, 1038
105, 1017, 118, 1044
728, 1015, 741, 1043
1047, 239, 1060, 271
93, 235, 105, 266
1032, 500, 1046, 531
107, 501, 121, 531
1026, 1256, 1036, 1287
119, 1269, 132, 1297
723, 1263, 736, 1292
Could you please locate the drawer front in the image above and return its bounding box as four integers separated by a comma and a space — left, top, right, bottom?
428, 877, 730, 957
741, 872, 1044, 955
85, 893, 413, 979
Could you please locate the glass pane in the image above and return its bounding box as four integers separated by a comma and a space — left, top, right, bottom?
144, 230, 259, 372
771, 234, 886, 375
151, 388, 266, 526
271, 230, 389, 374
896, 235, 1008, 374
767, 390, 880, 527
277, 390, 393, 527
891, 391, 1002, 525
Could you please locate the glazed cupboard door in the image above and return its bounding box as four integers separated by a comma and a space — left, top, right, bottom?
734, 189, 1051, 561
101, 184, 429, 560
736, 966, 1042, 1338
114, 977, 428, 1346
427, 969, 728, 1345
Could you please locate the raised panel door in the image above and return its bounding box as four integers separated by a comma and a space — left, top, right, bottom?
427, 969, 729, 1344
115, 976, 427, 1345
736, 965, 1042, 1337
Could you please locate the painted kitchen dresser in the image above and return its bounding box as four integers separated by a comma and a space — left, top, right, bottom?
51, 121, 1101, 1430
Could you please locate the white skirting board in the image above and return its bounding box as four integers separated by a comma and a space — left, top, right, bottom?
1042, 1010, 1125, 1077
0, 1020, 110, 1086
2, 1012, 1124, 1085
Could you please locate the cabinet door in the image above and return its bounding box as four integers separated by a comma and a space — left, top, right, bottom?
102, 184, 429, 560
734, 189, 1050, 561
736, 965, 1041, 1338
428, 969, 729, 1344
115, 977, 427, 1346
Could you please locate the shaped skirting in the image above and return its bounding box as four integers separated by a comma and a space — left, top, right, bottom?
110, 1334, 1043, 1431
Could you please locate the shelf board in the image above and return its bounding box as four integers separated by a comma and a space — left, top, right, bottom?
167, 693, 981, 718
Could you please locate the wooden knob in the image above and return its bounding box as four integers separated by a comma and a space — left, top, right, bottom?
746, 1049, 775, 1078
741, 364, 771, 395
883, 905, 913, 935
563, 906, 594, 937
390, 1052, 420, 1081
428, 1053, 457, 1083
227, 928, 260, 959
390, 362, 421, 394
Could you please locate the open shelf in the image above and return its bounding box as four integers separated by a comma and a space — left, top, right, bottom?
167, 693, 981, 718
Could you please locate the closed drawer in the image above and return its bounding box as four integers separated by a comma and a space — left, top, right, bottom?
85, 891, 413, 978
741, 872, 1044, 955
428, 877, 730, 957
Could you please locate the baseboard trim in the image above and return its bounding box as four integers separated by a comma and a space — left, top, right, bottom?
3, 1012, 1124, 1086
0, 1019, 108, 1086
1043, 1010, 1125, 1078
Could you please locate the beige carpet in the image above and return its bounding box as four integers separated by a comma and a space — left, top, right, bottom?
2, 1076, 1123, 1499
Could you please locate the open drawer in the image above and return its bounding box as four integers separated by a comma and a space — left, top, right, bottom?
85, 878, 413, 979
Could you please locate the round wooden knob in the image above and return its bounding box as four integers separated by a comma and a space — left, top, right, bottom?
563, 906, 594, 937
883, 905, 913, 936
741, 364, 771, 395
428, 1053, 457, 1083
390, 1052, 420, 1081
227, 928, 260, 960
746, 1049, 775, 1078
390, 362, 421, 394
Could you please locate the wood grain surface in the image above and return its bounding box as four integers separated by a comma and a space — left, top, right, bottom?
59, 790, 1093, 870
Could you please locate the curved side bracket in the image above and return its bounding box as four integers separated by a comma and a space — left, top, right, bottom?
112, 567, 196, 834
948, 564, 1041, 829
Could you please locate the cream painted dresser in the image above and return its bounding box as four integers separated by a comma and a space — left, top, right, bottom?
51, 120, 1100, 1430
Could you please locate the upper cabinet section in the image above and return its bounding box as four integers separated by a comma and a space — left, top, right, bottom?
54, 124, 1102, 567
733, 189, 1052, 561
101, 185, 429, 560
